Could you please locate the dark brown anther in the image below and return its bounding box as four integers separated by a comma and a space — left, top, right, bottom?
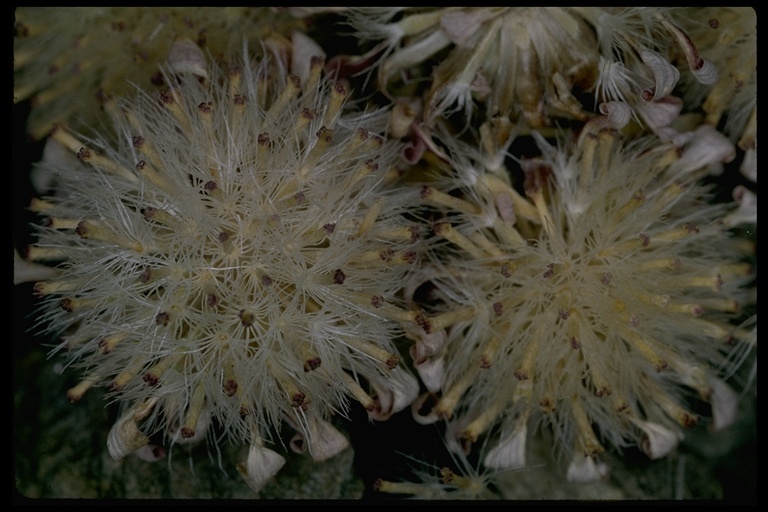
370, 295, 384, 308
601, 272, 612, 285
316, 126, 333, 144
539, 397, 555, 412
132, 136, 145, 149
160, 90, 174, 105
224, 380, 238, 396
420, 186, 432, 199
198, 101, 213, 114
180, 427, 195, 439
629, 315, 640, 327
543, 263, 554, 279
322, 223, 336, 234
204, 180, 218, 193
683, 222, 699, 234
218, 231, 230, 243
291, 392, 306, 408
379, 249, 394, 262
76, 147, 91, 161
408, 225, 421, 242
301, 108, 315, 120
293, 191, 305, 204
304, 357, 322, 372
260, 275, 273, 287
333, 269, 346, 284
233, 94, 246, 106
136, 160, 147, 171
558, 309, 570, 320
708, 18, 719, 29
415, 313, 432, 334
500, 264, 512, 278
288, 74, 301, 89
139, 269, 152, 283
640, 234, 650, 247
570, 336, 581, 350
143, 373, 159, 386
48, 65, 60, 75
364, 159, 379, 173
493, 302, 504, 316
206, 293, 218, 307
257, 133, 271, 149
60, 298, 75, 312
155, 312, 170, 326
514, 370, 529, 381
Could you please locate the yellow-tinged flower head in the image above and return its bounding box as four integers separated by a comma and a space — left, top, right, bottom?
409, 114, 755, 482
345, 7, 599, 128
14, 7, 304, 139
24, 48, 424, 492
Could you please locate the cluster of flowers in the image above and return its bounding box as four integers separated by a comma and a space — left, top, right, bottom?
14, 7, 756, 498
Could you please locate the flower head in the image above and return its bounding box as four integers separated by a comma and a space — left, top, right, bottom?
409, 115, 755, 480
23, 49, 424, 491
14, 7, 304, 139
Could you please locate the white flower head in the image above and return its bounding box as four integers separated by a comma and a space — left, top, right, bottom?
25, 47, 425, 488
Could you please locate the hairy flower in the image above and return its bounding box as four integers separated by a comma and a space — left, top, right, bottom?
13, 6, 304, 139
409, 115, 755, 481
23, 50, 424, 491
344, 7, 599, 128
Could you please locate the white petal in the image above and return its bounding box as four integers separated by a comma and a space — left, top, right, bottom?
598, 101, 632, 129
307, 417, 350, 462
237, 440, 286, 494
636, 420, 682, 459
13, 250, 60, 285
411, 392, 440, 425
708, 377, 739, 432
566, 454, 609, 483
638, 48, 680, 102
483, 422, 527, 470
675, 124, 736, 174
722, 185, 757, 227
133, 444, 166, 462
166, 39, 208, 80
368, 366, 419, 421
635, 95, 683, 132
439, 8, 495, 47
413, 354, 445, 393
291, 30, 326, 83
692, 58, 718, 85
107, 406, 151, 461
740, 146, 757, 183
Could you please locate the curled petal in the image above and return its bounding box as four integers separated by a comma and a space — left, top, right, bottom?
692, 58, 718, 85
483, 422, 527, 470
638, 48, 680, 102
237, 439, 286, 494
633, 420, 682, 459
166, 39, 208, 80
566, 454, 609, 483
368, 367, 419, 421
288, 415, 350, 462
413, 353, 445, 393
411, 392, 441, 425
598, 101, 632, 129
107, 401, 157, 461
708, 377, 739, 432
